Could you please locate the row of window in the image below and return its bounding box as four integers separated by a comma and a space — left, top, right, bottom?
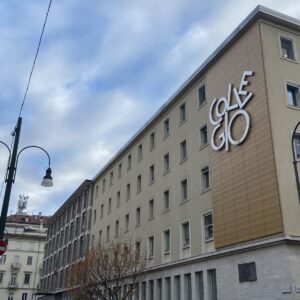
0, 272, 32, 286
95, 84, 207, 197
0, 254, 33, 265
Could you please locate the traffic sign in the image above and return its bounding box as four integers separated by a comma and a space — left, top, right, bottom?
0, 240, 7, 255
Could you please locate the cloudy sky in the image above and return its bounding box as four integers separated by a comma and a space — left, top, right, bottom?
0, 0, 299, 216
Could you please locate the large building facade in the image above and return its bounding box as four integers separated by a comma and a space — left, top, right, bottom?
0, 214, 49, 300
42, 6, 300, 300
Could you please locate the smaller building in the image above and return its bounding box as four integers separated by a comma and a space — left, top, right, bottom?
0, 213, 49, 300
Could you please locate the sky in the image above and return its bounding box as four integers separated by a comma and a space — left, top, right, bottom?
0, 0, 300, 216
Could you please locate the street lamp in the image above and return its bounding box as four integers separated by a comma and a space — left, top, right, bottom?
0, 117, 53, 240
292, 121, 300, 204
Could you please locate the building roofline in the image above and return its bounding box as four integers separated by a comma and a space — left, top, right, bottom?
92, 5, 300, 182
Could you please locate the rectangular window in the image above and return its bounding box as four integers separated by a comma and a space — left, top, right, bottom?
200, 125, 208, 146
164, 118, 170, 137
180, 140, 187, 161
142, 282, 147, 300
150, 132, 155, 151
164, 189, 170, 211
179, 102, 186, 123
126, 183, 131, 200
294, 134, 300, 158
157, 278, 162, 300
24, 273, 31, 285
136, 207, 141, 226
198, 84, 206, 106
174, 275, 181, 300
201, 166, 210, 190
196, 271, 204, 300
118, 163, 122, 179
99, 230, 102, 245
164, 153, 170, 173
149, 199, 154, 220
27, 256, 33, 265
207, 269, 218, 300
138, 144, 143, 162
109, 171, 113, 186
22, 293, 28, 300
106, 226, 110, 242
184, 274, 192, 300
148, 235, 154, 258
115, 220, 119, 238
280, 36, 295, 60
8, 293, 14, 300
287, 83, 300, 108
181, 221, 190, 247
93, 210, 96, 224
108, 198, 112, 214
127, 154, 132, 171
125, 214, 129, 232
117, 191, 121, 207
102, 179, 106, 193
100, 204, 104, 219
95, 185, 99, 198
0, 255, 6, 264
165, 277, 171, 300
0, 272, 3, 284
149, 280, 154, 300
181, 179, 188, 202
163, 229, 171, 253
149, 165, 155, 184
203, 212, 214, 241
137, 175, 142, 193
135, 241, 141, 260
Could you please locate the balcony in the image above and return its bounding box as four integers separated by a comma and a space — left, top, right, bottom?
11, 262, 21, 270
8, 282, 18, 289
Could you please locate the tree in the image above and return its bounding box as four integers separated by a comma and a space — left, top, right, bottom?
67, 240, 146, 300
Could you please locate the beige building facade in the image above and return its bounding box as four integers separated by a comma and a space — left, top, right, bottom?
42, 5, 300, 300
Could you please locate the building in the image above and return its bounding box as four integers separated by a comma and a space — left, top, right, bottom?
39, 180, 93, 299
0, 214, 49, 300
42, 5, 300, 300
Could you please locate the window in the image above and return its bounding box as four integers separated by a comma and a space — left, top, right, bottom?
181, 221, 190, 247
24, 273, 31, 285
0, 272, 3, 284
203, 212, 214, 241
164, 190, 170, 211
238, 262, 257, 282
135, 241, 141, 260
147, 236, 154, 258
115, 220, 119, 238
22, 293, 28, 300
164, 118, 170, 137
179, 102, 186, 123
108, 198, 112, 214
150, 132, 155, 151
280, 36, 295, 60
163, 229, 171, 253
82, 212, 86, 232
27, 256, 32, 265
149, 165, 155, 184
99, 230, 102, 245
0, 255, 6, 264
136, 207, 141, 226
117, 191, 121, 207
142, 282, 147, 300
109, 171, 113, 186
198, 84, 206, 106
149, 199, 154, 220
201, 166, 210, 190
207, 269, 218, 300
100, 204, 104, 219
106, 226, 110, 242
180, 140, 187, 161
8, 293, 14, 300
127, 154, 132, 171
200, 125, 208, 146
138, 144, 143, 162
95, 185, 99, 198
164, 153, 170, 173
137, 175, 142, 193
184, 274, 192, 300
149, 280, 154, 300
118, 163, 122, 178
165, 277, 171, 300
294, 134, 300, 158
125, 214, 129, 232
157, 278, 162, 300
102, 179, 106, 193
10, 273, 17, 286
181, 179, 188, 202
287, 83, 300, 108
93, 210, 97, 224
174, 275, 181, 300
126, 183, 131, 200
196, 271, 204, 300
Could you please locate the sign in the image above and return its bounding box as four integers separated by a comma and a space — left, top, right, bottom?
0, 240, 7, 255
209, 70, 254, 151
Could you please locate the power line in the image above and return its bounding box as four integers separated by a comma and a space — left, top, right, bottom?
18, 0, 53, 118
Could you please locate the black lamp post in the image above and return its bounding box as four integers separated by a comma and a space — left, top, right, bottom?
0, 117, 53, 240
292, 121, 300, 204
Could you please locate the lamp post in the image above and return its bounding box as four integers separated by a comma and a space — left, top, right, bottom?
292, 121, 300, 204
0, 117, 53, 240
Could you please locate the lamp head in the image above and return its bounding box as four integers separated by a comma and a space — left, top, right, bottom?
41, 167, 53, 187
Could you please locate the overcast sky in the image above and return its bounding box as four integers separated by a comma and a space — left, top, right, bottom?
0, 0, 300, 216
